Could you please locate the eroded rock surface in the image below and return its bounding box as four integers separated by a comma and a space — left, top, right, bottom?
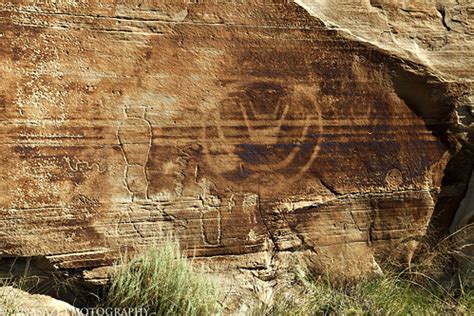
0, 0, 472, 307
297, 0, 473, 81
0, 286, 79, 315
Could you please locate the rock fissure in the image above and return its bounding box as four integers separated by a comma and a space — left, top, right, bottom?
437, 8, 452, 32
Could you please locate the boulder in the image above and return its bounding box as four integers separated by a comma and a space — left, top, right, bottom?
0, 286, 79, 316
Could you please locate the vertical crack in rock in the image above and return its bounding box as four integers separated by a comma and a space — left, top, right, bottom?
437, 7, 452, 32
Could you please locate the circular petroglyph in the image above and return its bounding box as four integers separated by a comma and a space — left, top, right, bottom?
385, 168, 403, 188
202, 81, 324, 188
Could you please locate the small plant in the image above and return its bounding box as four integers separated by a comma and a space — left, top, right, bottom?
252, 226, 474, 316
0, 257, 29, 316
102, 241, 218, 315
354, 271, 454, 315
252, 269, 473, 315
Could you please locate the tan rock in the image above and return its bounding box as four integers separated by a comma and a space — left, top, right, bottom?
296, 0, 473, 81
0, 286, 79, 316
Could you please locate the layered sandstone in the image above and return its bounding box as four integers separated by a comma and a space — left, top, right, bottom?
0, 0, 472, 308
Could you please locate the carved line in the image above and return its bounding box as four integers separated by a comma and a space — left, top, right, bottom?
202, 85, 324, 183
199, 208, 223, 247
198, 189, 223, 247
240, 98, 290, 145
64, 157, 106, 173
142, 108, 152, 200
117, 106, 153, 201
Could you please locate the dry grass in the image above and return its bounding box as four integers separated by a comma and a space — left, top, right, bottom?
0, 286, 20, 316
1, 226, 472, 315
0, 257, 29, 316
252, 269, 473, 315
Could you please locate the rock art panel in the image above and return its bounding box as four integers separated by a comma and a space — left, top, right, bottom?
0, 1, 470, 287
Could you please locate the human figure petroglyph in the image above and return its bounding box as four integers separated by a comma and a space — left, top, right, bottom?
118, 105, 152, 201
197, 178, 223, 246
242, 193, 258, 224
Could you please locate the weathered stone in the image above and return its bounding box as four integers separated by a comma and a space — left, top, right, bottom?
0, 0, 472, 307
450, 170, 474, 284
0, 286, 79, 316
297, 0, 473, 80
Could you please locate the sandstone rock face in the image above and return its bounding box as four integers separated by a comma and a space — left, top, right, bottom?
297, 0, 474, 279
0, 0, 472, 305
297, 0, 474, 81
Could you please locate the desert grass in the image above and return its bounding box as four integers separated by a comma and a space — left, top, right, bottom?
1, 227, 471, 315
252, 226, 474, 316
252, 268, 473, 315
0, 257, 30, 316
102, 241, 219, 316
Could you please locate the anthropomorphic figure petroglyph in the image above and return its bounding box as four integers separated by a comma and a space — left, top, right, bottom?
118, 105, 152, 201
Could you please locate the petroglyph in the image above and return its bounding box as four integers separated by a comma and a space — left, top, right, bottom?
228, 194, 236, 213
198, 178, 223, 246
118, 105, 152, 201
112, 201, 176, 240
64, 157, 106, 173
385, 168, 404, 188
0, 0, 466, 291
202, 82, 324, 189
242, 193, 259, 225
200, 208, 222, 246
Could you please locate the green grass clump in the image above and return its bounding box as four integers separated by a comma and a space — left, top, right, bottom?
253, 271, 473, 316
256, 255, 474, 316
253, 225, 474, 315
102, 241, 218, 316
354, 272, 456, 315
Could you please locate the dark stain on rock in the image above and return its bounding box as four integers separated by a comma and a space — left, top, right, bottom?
13, 145, 39, 158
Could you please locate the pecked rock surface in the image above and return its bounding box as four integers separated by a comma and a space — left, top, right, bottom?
0, 0, 472, 307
